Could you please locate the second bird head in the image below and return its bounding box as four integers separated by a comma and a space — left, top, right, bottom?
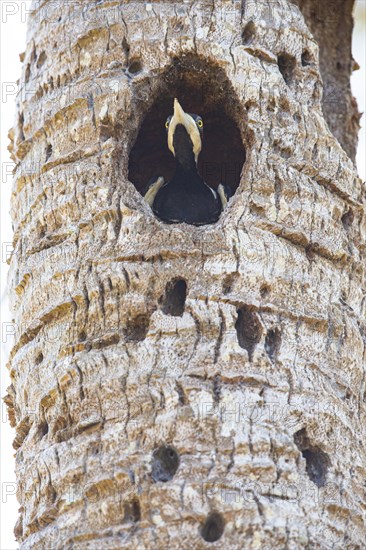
165, 98, 204, 168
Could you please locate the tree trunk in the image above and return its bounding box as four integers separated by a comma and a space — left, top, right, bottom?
6, 0, 365, 548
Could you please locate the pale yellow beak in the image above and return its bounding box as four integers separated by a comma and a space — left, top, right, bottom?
167, 98, 202, 162
173, 97, 186, 122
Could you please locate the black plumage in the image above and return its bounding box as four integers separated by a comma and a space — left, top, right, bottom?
145, 99, 230, 225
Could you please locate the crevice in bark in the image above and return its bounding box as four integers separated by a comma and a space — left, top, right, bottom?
45, 144, 52, 161
18, 112, 25, 141
213, 374, 221, 403
277, 53, 297, 86
242, 21, 256, 45
214, 308, 225, 363
124, 314, 150, 342
36, 51, 47, 69
200, 512, 225, 542
265, 328, 282, 362
301, 49, 314, 67
260, 284, 271, 298
37, 419, 49, 440
222, 274, 237, 295
128, 55, 246, 195
25, 64, 31, 83
175, 381, 187, 405
123, 498, 141, 523
341, 208, 354, 229
294, 429, 330, 487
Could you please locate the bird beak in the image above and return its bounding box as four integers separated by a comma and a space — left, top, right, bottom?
168, 98, 202, 162
173, 97, 186, 123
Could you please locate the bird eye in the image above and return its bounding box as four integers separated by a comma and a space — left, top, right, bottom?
165, 119, 170, 129
197, 119, 203, 128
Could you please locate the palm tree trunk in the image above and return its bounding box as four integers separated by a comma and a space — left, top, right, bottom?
6, 0, 365, 548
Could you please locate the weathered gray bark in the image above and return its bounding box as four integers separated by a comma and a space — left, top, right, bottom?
6, 0, 365, 548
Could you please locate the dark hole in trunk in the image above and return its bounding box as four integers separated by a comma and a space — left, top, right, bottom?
294, 428, 330, 487
128, 56, 246, 197
235, 305, 262, 360
200, 512, 225, 542
159, 279, 187, 317
151, 445, 180, 482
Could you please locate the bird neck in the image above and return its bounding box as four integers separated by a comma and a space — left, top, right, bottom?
175, 155, 198, 176
172, 124, 200, 175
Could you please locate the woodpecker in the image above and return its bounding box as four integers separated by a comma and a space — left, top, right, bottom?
144, 98, 231, 225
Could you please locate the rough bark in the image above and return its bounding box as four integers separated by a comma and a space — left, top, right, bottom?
292, 0, 361, 161
6, 0, 365, 548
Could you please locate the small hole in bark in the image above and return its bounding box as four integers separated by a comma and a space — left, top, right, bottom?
45, 144, 52, 161
128, 59, 143, 74
265, 328, 281, 361
294, 429, 330, 487
242, 21, 256, 44
125, 314, 150, 342
159, 279, 187, 316
260, 284, 270, 298
235, 306, 262, 360
301, 50, 313, 66
35, 352, 44, 365
341, 209, 354, 229
151, 445, 180, 482
123, 498, 141, 522
39, 420, 49, 438
336, 61, 342, 71
277, 53, 296, 85
200, 512, 225, 542
37, 51, 47, 69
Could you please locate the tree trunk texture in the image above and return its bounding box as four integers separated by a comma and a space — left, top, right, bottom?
6, 0, 365, 548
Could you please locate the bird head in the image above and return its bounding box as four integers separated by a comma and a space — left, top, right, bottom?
165, 98, 203, 168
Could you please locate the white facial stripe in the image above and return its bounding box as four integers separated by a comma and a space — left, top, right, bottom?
167, 98, 202, 162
